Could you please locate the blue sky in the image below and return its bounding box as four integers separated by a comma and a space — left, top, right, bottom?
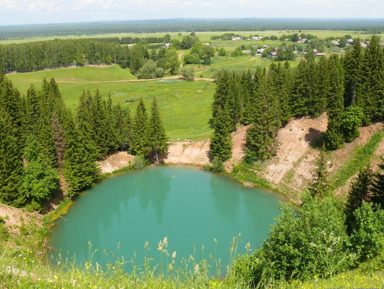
0, 0, 383, 25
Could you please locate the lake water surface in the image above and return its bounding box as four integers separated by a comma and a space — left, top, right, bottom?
49, 166, 281, 273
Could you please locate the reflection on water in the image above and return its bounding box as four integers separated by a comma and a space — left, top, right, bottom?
49, 166, 281, 273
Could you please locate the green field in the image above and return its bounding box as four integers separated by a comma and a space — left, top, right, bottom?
8, 65, 215, 141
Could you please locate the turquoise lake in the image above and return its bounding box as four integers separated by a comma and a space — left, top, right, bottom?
49, 166, 282, 273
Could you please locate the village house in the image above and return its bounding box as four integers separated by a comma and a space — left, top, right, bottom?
270, 51, 277, 58
231, 36, 242, 41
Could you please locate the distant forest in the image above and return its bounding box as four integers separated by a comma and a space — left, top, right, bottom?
0, 18, 384, 39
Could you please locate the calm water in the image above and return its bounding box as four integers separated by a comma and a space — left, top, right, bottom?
49, 166, 281, 273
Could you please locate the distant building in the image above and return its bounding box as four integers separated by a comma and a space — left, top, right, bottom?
231, 36, 242, 41
270, 51, 277, 58
242, 50, 252, 55
256, 48, 265, 55
331, 40, 340, 46
250, 36, 263, 41
315, 52, 326, 57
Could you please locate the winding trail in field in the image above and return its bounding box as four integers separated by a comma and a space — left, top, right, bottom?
55, 75, 215, 84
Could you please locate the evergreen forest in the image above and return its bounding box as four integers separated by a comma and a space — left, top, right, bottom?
0, 77, 168, 210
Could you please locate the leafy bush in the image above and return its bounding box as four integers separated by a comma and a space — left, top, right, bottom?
136, 60, 164, 79
211, 157, 225, 173
350, 202, 384, 262
238, 196, 355, 287
181, 67, 195, 81
342, 106, 363, 143
133, 155, 146, 169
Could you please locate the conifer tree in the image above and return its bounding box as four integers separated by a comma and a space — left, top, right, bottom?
345, 165, 373, 225
371, 159, 384, 208
133, 98, 149, 157
228, 73, 241, 131
357, 36, 384, 124
148, 97, 168, 163
0, 110, 24, 206
210, 105, 232, 162
309, 146, 329, 198
325, 55, 345, 150
313, 56, 329, 116
113, 104, 132, 152
240, 70, 254, 124
51, 112, 66, 169
246, 81, 278, 162
344, 39, 363, 107
290, 60, 310, 116
76, 91, 99, 161
212, 70, 230, 122
63, 110, 100, 198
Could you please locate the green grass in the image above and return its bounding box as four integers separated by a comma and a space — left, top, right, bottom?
330, 130, 383, 190
193, 55, 299, 79
8, 67, 215, 141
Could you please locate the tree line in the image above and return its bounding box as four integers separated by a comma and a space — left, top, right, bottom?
0, 76, 167, 210
0, 37, 182, 76
210, 36, 384, 163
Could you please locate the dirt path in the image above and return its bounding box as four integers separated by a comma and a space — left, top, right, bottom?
178, 52, 184, 69
55, 75, 215, 84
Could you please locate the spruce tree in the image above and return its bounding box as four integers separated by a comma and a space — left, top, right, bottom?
133, 98, 149, 157
246, 81, 278, 162
148, 97, 168, 163
113, 104, 132, 152
325, 55, 345, 150
344, 39, 363, 107
290, 60, 310, 116
309, 146, 329, 198
357, 36, 383, 124
227, 73, 241, 131
63, 110, 99, 198
0, 110, 24, 206
345, 165, 373, 228
312, 57, 329, 116
371, 159, 384, 208
210, 105, 232, 162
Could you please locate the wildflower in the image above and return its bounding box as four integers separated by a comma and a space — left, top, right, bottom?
194, 264, 199, 274
201, 244, 205, 251
163, 236, 168, 246
172, 251, 176, 258
213, 238, 218, 245
158, 240, 164, 251
144, 241, 149, 249
245, 242, 251, 252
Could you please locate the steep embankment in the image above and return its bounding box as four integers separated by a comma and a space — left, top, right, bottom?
98, 114, 384, 202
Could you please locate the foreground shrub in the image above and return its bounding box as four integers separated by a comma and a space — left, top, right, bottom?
232, 195, 356, 287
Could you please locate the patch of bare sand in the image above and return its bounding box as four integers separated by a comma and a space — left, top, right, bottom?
0, 204, 42, 234
225, 125, 249, 171
97, 152, 135, 174
265, 112, 328, 186
165, 140, 211, 166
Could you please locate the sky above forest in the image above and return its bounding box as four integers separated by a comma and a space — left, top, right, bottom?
0, 0, 383, 25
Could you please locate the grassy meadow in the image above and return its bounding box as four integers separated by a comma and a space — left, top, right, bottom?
8, 65, 216, 141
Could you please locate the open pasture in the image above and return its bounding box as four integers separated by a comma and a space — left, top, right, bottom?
8, 66, 215, 141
